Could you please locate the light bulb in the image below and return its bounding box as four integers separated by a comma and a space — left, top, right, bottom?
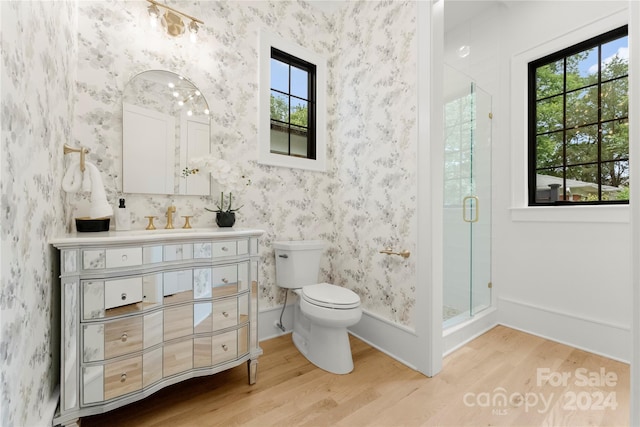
172, 91, 179, 98
204, 109, 210, 115
187, 110, 193, 116
168, 82, 175, 89
147, 3, 160, 29
178, 100, 184, 106
188, 20, 199, 43
195, 90, 201, 96
457, 45, 471, 58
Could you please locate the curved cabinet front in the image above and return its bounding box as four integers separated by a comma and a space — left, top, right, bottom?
51, 229, 263, 427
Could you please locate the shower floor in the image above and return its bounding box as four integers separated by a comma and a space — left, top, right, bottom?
443, 305, 463, 321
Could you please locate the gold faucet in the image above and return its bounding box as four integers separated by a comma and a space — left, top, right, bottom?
165, 205, 177, 229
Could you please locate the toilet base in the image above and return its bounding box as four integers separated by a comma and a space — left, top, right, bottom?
292, 325, 354, 374
292, 303, 356, 375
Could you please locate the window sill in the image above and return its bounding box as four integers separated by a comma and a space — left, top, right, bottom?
510, 204, 629, 223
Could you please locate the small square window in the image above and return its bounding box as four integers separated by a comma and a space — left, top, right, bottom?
258, 30, 326, 172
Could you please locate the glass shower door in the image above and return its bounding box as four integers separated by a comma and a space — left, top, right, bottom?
443, 66, 492, 328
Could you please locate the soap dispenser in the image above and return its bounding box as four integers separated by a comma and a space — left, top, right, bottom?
115, 198, 131, 231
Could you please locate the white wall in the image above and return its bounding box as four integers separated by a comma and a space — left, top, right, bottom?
446, 1, 632, 361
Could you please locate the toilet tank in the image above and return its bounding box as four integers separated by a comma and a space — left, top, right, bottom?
273, 240, 326, 289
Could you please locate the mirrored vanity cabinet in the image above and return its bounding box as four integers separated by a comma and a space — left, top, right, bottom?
51, 229, 264, 427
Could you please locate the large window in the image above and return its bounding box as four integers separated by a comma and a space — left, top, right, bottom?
270, 48, 316, 160
529, 26, 629, 205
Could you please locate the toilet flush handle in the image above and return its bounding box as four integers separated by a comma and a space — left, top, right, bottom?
278, 254, 288, 258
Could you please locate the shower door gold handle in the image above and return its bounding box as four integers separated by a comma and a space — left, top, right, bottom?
462, 196, 479, 223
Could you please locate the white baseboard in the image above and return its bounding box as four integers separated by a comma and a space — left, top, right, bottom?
44, 387, 59, 427
258, 306, 421, 372
347, 309, 420, 372
443, 308, 498, 357
498, 296, 631, 363
258, 304, 295, 342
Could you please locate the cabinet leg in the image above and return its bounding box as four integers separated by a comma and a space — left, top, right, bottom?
247, 358, 258, 385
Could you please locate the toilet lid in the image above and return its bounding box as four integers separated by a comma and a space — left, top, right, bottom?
302, 283, 361, 309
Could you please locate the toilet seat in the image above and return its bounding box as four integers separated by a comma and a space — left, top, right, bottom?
301, 283, 360, 309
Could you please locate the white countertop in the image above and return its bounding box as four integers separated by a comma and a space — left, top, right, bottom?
50, 227, 265, 247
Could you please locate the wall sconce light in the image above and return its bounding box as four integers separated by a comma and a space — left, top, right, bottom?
146, 0, 203, 42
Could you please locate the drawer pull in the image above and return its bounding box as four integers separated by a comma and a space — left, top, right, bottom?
221, 344, 228, 351
122, 254, 128, 262
221, 278, 229, 284
121, 332, 128, 342
121, 293, 127, 301
221, 246, 229, 252
120, 373, 127, 383
222, 311, 229, 318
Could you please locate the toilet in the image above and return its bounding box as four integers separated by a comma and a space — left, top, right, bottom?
273, 240, 362, 374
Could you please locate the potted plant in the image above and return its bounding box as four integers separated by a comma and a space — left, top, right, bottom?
185, 154, 250, 228
205, 192, 242, 227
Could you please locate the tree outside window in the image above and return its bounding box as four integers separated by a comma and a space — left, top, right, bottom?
529, 26, 629, 205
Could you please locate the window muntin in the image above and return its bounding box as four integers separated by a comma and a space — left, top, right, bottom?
529, 26, 629, 205
269, 48, 316, 160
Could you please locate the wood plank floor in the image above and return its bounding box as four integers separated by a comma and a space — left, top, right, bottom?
81, 325, 629, 426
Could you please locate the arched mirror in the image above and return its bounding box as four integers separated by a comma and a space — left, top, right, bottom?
122, 70, 211, 195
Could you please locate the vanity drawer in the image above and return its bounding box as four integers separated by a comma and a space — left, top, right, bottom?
83, 349, 158, 404
163, 339, 193, 377
164, 305, 193, 341
211, 241, 237, 258
106, 247, 142, 269
212, 264, 244, 297
163, 244, 193, 262
104, 317, 143, 359
83, 274, 161, 320
83, 248, 143, 270
105, 277, 143, 310
213, 298, 238, 330
212, 331, 237, 366
83, 317, 143, 362
104, 355, 143, 401
209, 240, 249, 257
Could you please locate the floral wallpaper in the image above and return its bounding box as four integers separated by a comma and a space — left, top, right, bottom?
1, 1, 419, 424
72, 0, 338, 310
331, 0, 418, 325
71, 0, 418, 326
1, 1, 77, 426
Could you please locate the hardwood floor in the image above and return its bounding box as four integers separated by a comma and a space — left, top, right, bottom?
81, 326, 629, 427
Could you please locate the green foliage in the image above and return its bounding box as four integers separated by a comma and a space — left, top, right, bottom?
270, 94, 308, 127
270, 94, 289, 122
534, 44, 629, 197
615, 185, 630, 201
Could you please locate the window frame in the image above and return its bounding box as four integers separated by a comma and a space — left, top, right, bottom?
528, 25, 629, 206
258, 30, 327, 172
270, 47, 317, 160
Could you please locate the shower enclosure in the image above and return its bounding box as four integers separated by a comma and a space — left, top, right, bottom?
442, 65, 492, 329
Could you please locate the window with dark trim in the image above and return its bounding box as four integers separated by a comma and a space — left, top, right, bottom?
528, 26, 629, 205
269, 47, 316, 160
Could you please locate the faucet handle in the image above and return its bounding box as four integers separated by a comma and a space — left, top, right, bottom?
145, 216, 158, 230
182, 216, 192, 229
